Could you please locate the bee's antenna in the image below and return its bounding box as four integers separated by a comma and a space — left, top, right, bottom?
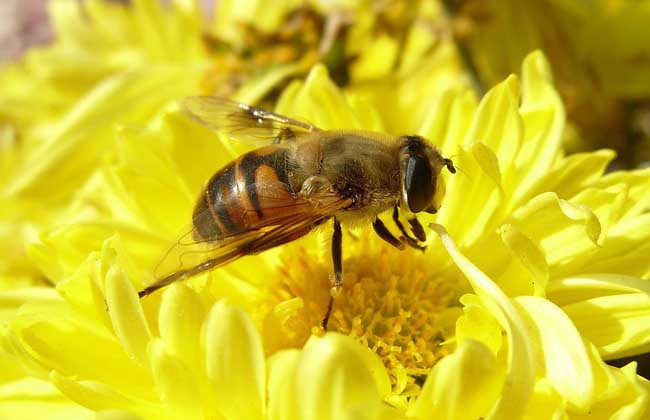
442, 152, 469, 179
451, 164, 469, 178
443, 158, 456, 174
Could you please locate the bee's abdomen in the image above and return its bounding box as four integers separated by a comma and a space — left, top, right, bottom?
193, 147, 295, 241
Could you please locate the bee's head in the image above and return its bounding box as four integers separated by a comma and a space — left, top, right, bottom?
398, 135, 455, 214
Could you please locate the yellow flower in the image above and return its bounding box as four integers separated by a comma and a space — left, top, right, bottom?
445, 0, 650, 162
4, 50, 650, 419
0, 0, 345, 289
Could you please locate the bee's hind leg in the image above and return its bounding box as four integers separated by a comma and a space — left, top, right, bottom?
322, 218, 343, 331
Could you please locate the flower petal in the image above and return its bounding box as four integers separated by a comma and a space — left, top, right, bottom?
562, 292, 650, 359
523, 379, 566, 420
547, 274, 650, 307
0, 378, 93, 420
276, 64, 362, 130
464, 75, 522, 173
497, 224, 549, 297
516, 296, 594, 412
510, 192, 601, 265
158, 284, 205, 372
203, 301, 265, 420
267, 349, 301, 420
431, 224, 535, 419
455, 294, 503, 356
94, 409, 143, 420
270, 333, 392, 420
520, 149, 615, 202
148, 338, 202, 420
104, 265, 152, 365
51, 371, 159, 418
408, 339, 503, 420
514, 51, 564, 202
0, 287, 60, 321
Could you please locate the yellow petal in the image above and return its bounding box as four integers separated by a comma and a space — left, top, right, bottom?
436, 146, 502, 243
523, 379, 566, 420
497, 224, 549, 297
276, 64, 361, 130
548, 274, 650, 307
514, 51, 564, 202
431, 224, 535, 419
455, 294, 503, 356
575, 347, 650, 420
203, 301, 265, 420
510, 192, 601, 265
233, 62, 307, 105
94, 409, 143, 420
0, 287, 60, 321
464, 75, 522, 173
0, 378, 93, 420
562, 292, 650, 359
570, 184, 628, 243
267, 349, 301, 420
9, 311, 152, 398
439, 91, 478, 153
408, 339, 503, 420
516, 296, 594, 412
158, 284, 205, 372
4, 66, 198, 201
51, 371, 159, 418
148, 339, 202, 420
272, 333, 391, 420
104, 265, 152, 365
596, 168, 650, 219
521, 149, 615, 202
350, 35, 399, 81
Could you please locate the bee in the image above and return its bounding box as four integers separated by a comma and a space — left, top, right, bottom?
139, 97, 455, 329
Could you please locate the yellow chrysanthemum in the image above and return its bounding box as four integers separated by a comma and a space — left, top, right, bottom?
445, 0, 650, 163
2, 49, 649, 419
0, 0, 359, 289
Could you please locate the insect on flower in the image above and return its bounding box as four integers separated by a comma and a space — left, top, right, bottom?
139, 97, 456, 329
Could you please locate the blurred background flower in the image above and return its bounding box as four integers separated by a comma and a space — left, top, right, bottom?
441, 0, 650, 168
1, 1, 650, 419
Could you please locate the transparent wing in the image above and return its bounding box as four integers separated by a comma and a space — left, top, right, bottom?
140, 189, 352, 297
180, 96, 320, 144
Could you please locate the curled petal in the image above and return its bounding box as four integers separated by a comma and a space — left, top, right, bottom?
431, 224, 535, 419
516, 296, 594, 412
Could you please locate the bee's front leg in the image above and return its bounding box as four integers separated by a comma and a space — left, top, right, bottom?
372, 217, 405, 250
393, 206, 427, 251
322, 217, 342, 330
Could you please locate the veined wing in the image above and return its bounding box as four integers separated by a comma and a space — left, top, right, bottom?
139, 188, 351, 298
180, 96, 320, 144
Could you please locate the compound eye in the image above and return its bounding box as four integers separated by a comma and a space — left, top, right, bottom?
405, 155, 434, 213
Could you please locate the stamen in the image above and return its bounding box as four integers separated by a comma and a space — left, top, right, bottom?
260, 239, 463, 395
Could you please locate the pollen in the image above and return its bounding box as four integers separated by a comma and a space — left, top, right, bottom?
259, 236, 464, 396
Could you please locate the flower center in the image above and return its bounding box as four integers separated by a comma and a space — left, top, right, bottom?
259, 236, 463, 396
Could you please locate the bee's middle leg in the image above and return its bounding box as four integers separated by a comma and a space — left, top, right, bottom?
322, 217, 342, 330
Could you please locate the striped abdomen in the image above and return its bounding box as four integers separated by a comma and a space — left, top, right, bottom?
192, 146, 296, 241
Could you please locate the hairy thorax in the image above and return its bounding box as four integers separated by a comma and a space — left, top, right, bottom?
288, 131, 402, 221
